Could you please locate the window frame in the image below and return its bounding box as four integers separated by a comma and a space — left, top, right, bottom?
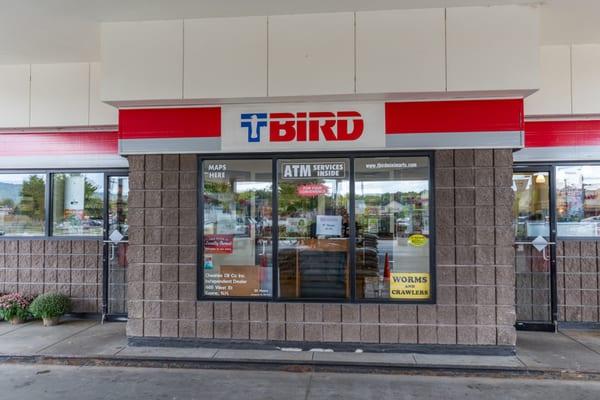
197, 151, 436, 304
0, 168, 128, 240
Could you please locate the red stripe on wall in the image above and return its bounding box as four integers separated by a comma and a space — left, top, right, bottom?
385, 99, 524, 134
119, 107, 221, 140
525, 120, 600, 148
0, 131, 118, 157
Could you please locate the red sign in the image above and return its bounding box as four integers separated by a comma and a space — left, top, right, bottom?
204, 234, 234, 254
269, 111, 364, 142
297, 184, 329, 197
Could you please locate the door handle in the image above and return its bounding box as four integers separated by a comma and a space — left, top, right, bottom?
542, 246, 550, 261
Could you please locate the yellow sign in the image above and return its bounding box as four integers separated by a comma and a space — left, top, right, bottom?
407, 234, 427, 247
390, 273, 430, 299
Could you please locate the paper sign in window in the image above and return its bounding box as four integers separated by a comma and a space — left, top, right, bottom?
390, 273, 430, 299
316, 215, 342, 237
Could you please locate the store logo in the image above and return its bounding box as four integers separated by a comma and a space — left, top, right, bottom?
240, 113, 268, 143
240, 111, 364, 143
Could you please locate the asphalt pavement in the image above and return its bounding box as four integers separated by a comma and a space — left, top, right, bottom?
2, 364, 600, 400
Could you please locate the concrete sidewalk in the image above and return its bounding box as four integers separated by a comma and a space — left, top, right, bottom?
1, 319, 600, 377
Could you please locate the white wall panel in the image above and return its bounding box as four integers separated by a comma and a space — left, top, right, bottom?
356, 8, 445, 93
0, 65, 30, 128
572, 44, 600, 114
89, 62, 118, 125
525, 45, 572, 116
101, 20, 183, 102
446, 5, 540, 92
184, 16, 267, 99
30, 63, 89, 127
268, 13, 354, 96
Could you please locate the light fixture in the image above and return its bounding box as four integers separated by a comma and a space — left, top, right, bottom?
535, 173, 546, 184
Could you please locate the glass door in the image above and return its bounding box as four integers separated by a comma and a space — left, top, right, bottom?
103, 175, 129, 320
513, 168, 556, 330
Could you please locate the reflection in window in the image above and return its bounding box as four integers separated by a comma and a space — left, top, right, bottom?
354, 157, 430, 300
0, 174, 46, 236
512, 172, 550, 239
52, 173, 104, 236
108, 176, 129, 237
202, 160, 273, 297
278, 159, 350, 299
557, 165, 600, 237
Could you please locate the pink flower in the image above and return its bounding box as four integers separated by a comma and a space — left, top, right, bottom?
0, 293, 33, 311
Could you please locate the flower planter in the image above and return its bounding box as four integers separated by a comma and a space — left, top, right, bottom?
9, 316, 24, 325
42, 317, 60, 327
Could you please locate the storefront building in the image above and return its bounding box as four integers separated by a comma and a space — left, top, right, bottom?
1, 4, 600, 352
118, 100, 519, 348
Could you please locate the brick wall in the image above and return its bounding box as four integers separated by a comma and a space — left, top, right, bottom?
126, 150, 517, 347
557, 240, 600, 322
515, 245, 551, 322
435, 149, 516, 345
0, 239, 103, 313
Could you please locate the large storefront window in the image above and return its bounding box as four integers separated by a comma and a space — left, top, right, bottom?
52, 173, 104, 236
354, 157, 431, 300
202, 160, 273, 297
557, 165, 600, 237
0, 173, 46, 236
199, 154, 434, 302
278, 158, 350, 299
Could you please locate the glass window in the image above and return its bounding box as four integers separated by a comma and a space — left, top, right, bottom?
557, 165, 600, 237
277, 158, 350, 299
512, 172, 550, 239
354, 157, 431, 300
108, 176, 129, 238
199, 154, 435, 302
202, 160, 273, 297
0, 173, 46, 236
52, 173, 104, 236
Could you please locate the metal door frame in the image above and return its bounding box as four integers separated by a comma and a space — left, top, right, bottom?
513, 165, 557, 332
102, 173, 129, 322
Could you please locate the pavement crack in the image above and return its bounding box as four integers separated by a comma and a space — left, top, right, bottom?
0, 322, 32, 337
304, 372, 314, 400
559, 331, 600, 357
35, 322, 99, 355
112, 346, 127, 357
514, 355, 528, 368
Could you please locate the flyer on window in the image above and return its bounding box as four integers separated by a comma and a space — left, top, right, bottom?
316, 215, 342, 237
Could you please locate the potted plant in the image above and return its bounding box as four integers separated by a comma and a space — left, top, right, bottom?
29, 293, 71, 327
0, 293, 32, 325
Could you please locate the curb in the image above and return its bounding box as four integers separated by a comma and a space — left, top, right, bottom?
1, 354, 600, 381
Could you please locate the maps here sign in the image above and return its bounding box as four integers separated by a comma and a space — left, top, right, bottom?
221, 102, 385, 152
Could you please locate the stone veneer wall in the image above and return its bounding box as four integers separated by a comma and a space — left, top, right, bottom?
557, 240, 600, 322
0, 239, 103, 313
126, 150, 517, 346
